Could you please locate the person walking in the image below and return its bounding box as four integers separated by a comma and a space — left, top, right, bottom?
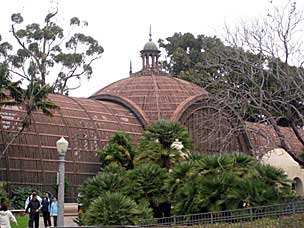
0, 203, 18, 228
25, 193, 40, 228
25, 190, 42, 210
41, 192, 52, 227
50, 196, 58, 227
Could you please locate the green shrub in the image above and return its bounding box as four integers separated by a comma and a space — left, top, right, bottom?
99, 132, 136, 170
171, 153, 295, 215
0, 187, 9, 205
11, 187, 42, 209
78, 168, 127, 210
83, 191, 153, 226
135, 120, 192, 169
125, 163, 170, 217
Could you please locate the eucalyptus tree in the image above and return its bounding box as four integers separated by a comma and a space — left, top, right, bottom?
9, 11, 103, 95
0, 8, 103, 156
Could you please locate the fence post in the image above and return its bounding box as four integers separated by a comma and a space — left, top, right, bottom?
278, 216, 282, 228
210, 212, 213, 225
292, 202, 296, 228
292, 201, 296, 215
173, 215, 176, 227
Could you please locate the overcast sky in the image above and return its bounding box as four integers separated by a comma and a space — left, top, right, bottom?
0, 0, 298, 97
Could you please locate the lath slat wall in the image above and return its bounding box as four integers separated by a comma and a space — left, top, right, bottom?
0, 94, 144, 202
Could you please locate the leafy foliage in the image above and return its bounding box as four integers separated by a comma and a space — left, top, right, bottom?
158, 33, 227, 90
136, 120, 192, 169
99, 132, 135, 170
79, 168, 127, 210
158, 1, 304, 159
0, 185, 9, 205
7, 11, 103, 95
1, 79, 57, 158
125, 163, 170, 217
172, 153, 294, 215
83, 192, 153, 226
0, 63, 22, 107
11, 187, 42, 209
79, 122, 295, 225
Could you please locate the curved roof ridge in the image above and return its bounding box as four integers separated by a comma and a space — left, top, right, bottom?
93, 75, 208, 123
151, 74, 161, 120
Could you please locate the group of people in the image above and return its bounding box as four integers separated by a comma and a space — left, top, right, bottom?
0, 189, 58, 228
25, 190, 58, 228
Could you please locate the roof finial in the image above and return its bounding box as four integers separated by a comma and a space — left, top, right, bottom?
149, 24, 152, 41
129, 60, 132, 75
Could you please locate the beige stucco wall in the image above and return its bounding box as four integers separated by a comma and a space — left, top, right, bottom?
261, 148, 304, 196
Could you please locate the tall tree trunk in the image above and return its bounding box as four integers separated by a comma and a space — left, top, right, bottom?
291, 121, 304, 147
0, 115, 29, 158
268, 117, 304, 166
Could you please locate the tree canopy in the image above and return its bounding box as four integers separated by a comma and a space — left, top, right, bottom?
0, 8, 103, 157
158, 1, 304, 160
4, 11, 103, 95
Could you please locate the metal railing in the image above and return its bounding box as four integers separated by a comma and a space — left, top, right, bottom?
58, 200, 304, 228
139, 200, 304, 227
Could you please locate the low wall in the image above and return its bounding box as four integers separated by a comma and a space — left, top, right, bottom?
12, 203, 78, 216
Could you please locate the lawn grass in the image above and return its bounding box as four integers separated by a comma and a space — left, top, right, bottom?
12, 216, 28, 228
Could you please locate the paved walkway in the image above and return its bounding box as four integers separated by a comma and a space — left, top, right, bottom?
39, 216, 78, 227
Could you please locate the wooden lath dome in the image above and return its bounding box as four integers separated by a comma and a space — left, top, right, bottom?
0, 94, 144, 201
92, 75, 208, 123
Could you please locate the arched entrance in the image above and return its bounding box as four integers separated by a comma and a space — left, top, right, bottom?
292, 177, 303, 196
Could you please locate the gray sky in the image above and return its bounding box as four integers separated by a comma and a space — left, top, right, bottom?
0, 0, 294, 97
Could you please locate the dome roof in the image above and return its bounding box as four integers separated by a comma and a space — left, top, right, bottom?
0, 94, 144, 201
92, 75, 208, 123
143, 41, 158, 51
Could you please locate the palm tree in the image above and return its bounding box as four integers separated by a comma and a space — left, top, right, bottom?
99, 132, 135, 170
125, 163, 170, 217
171, 153, 295, 214
1, 80, 57, 158
83, 192, 153, 226
135, 120, 192, 169
79, 170, 127, 210
0, 64, 22, 107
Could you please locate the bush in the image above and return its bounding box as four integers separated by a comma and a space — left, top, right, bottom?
135, 120, 192, 169
99, 132, 136, 170
125, 163, 170, 217
83, 192, 153, 226
78, 168, 127, 210
0, 187, 9, 205
11, 187, 42, 209
171, 153, 295, 215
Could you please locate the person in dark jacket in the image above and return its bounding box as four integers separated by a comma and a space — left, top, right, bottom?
25, 194, 40, 228
41, 192, 52, 227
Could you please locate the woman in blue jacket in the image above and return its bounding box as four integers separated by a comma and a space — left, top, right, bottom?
50, 196, 58, 227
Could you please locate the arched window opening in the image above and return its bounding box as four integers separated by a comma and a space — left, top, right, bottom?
292, 177, 303, 196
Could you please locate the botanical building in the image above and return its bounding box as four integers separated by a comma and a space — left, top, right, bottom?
1, 35, 303, 201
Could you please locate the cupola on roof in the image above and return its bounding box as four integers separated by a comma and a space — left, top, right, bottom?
143, 26, 158, 51
91, 28, 208, 123
143, 41, 158, 51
